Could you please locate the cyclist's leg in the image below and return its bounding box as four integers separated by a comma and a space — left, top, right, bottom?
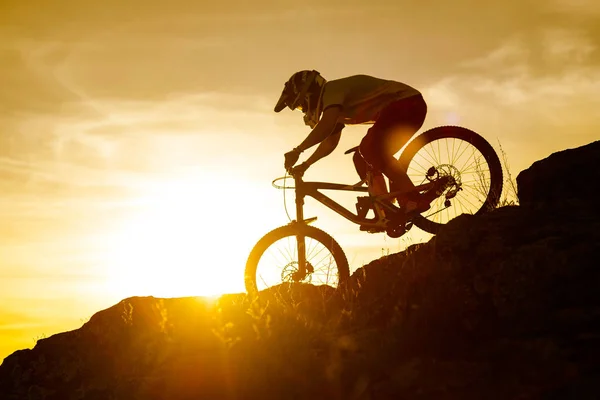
359, 95, 427, 206
352, 148, 388, 196
359, 95, 427, 184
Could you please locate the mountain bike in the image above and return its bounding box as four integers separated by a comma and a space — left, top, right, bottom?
244, 126, 503, 295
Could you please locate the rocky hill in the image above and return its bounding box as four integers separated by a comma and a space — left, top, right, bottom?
1, 141, 599, 400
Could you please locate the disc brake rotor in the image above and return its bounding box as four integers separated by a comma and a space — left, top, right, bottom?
282, 262, 313, 283
433, 164, 462, 196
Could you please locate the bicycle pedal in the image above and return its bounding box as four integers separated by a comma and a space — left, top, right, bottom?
359, 225, 385, 234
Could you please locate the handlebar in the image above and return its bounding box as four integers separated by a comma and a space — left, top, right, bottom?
273, 165, 306, 190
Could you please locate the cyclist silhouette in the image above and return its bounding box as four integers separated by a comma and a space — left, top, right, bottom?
275, 70, 432, 213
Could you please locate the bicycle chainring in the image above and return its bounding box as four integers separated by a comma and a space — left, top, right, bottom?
385, 212, 414, 238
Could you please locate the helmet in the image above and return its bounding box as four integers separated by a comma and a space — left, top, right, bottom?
274, 70, 327, 127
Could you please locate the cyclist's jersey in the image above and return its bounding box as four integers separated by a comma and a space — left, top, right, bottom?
321, 75, 421, 125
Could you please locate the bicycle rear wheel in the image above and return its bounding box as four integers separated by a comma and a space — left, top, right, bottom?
244, 223, 349, 296
396, 125, 503, 234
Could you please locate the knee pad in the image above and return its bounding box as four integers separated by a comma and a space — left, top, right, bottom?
358, 134, 384, 172
352, 151, 367, 181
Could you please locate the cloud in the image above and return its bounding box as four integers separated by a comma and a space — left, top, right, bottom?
547, 0, 600, 15
425, 25, 600, 109
420, 25, 600, 175
0, 89, 288, 244
4, 0, 583, 114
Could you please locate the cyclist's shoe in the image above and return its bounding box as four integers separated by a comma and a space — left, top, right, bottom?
355, 196, 372, 219
397, 192, 432, 214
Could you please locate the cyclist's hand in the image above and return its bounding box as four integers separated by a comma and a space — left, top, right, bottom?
284, 148, 300, 172
291, 162, 310, 175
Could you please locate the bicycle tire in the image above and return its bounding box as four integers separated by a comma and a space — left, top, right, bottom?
397, 125, 503, 234
244, 223, 350, 296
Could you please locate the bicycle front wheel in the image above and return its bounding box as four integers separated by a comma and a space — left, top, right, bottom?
244, 224, 349, 296
397, 125, 503, 234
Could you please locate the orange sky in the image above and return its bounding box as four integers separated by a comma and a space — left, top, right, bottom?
1, 0, 599, 360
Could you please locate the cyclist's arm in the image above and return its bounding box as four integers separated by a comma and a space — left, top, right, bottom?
303, 125, 343, 167
294, 106, 342, 153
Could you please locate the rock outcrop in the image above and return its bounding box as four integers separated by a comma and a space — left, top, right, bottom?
516, 140, 600, 207
1, 141, 599, 400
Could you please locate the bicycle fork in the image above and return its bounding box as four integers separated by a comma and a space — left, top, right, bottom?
292, 186, 315, 282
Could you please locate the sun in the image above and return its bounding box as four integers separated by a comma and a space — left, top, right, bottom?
105, 171, 280, 299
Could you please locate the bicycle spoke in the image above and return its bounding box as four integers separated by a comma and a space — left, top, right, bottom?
409, 157, 430, 174
421, 144, 439, 167
451, 138, 457, 165
460, 154, 485, 174
254, 233, 341, 290
403, 136, 495, 226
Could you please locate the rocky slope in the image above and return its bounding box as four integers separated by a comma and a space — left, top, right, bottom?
1, 141, 599, 400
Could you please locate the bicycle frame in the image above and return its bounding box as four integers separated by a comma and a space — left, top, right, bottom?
281, 169, 439, 280
249, 126, 502, 290
289, 170, 437, 230
292, 175, 372, 226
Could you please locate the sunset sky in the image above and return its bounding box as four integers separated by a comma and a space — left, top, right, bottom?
1, 0, 599, 360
